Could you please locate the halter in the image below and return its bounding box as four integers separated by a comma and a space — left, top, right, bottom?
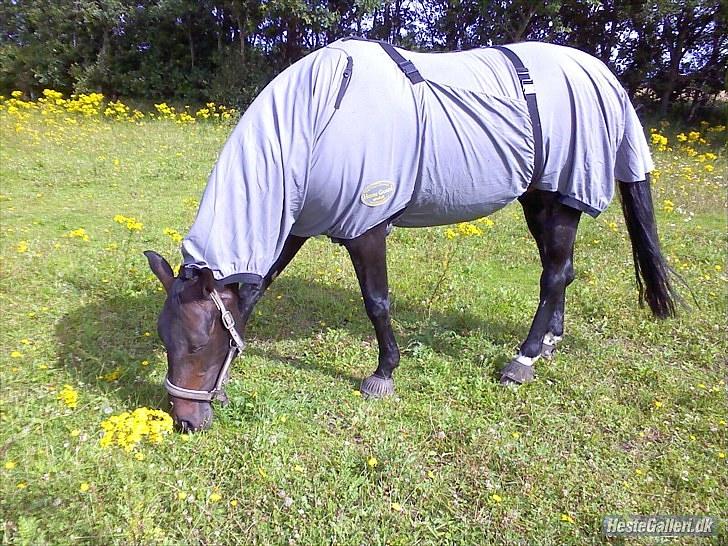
163, 289, 245, 402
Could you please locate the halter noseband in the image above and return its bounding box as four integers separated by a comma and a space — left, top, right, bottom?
164, 289, 245, 403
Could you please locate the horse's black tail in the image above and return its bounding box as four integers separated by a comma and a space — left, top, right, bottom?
618, 176, 678, 318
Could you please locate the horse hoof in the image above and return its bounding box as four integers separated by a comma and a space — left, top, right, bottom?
499, 360, 535, 386
360, 375, 395, 398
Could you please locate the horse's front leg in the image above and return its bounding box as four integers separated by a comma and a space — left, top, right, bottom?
501, 190, 581, 385
343, 221, 399, 398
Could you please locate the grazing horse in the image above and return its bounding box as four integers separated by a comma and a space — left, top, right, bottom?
145, 38, 676, 432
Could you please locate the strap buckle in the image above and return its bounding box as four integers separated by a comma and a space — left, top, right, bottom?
398, 59, 418, 76
221, 310, 236, 330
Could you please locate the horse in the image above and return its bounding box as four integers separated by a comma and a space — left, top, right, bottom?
144, 38, 677, 432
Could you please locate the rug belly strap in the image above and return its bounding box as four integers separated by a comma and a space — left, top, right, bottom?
491, 45, 544, 184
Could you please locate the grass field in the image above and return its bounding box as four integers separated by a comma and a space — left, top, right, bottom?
0, 94, 726, 545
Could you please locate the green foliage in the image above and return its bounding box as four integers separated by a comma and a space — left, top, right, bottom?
0, 1, 724, 116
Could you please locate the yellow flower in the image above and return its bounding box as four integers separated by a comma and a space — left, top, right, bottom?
163, 228, 183, 244
57, 385, 79, 409
662, 200, 674, 213
177, 491, 187, 501
140, 360, 150, 367
561, 513, 575, 524
230, 499, 238, 507
134, 452, 145, 461
676, 133, 687, 142
209, 492, 222, 503
704, 164, 714, 173
687, 131, 700, 142
10, 351, 23, 358
113, 214, 143, 232
719, 452, 726, 459
64, 228, 90, 241
490, 493, 502, 503
444, 228, 457, 240
16, 482, 27, 489
367, 456, 378, 468
4, 460, 17, 470
99, 407, 173, 452
653, 400, 663, 409
79, 482, 90, 492
16, 241, 28, 253
391, 502, 403, 512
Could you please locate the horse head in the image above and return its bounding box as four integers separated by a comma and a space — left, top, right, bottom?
144, 251, 243, 432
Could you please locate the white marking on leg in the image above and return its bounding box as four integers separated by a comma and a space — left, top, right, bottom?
542, 331, 563, 348
514, 353, 540, 367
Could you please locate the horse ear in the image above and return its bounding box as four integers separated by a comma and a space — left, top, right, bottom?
198, 268, 217, 297
144, 250, 175, 293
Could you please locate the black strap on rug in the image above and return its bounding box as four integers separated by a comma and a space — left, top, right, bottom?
342, 36, 424, 84
491, 45, 544, 184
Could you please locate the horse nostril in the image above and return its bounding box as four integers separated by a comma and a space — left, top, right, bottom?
175, 419, 193, 433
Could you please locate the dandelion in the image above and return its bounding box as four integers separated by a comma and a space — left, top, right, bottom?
16, 241, 28, 253
10, 351, 23, 358
177, 491, 187, 501
99, 407, 173, 452
163, 227, 183, 244
4, 460, 17, 470
444, 228, 457, 240
351, 390, 361, 397
561, 513, 575, 524
134, 452, 145, 461
57, 385, 79, 409
230, 499, 239, 507
456, 222, 482, 237
662, 200, 674, 213
209, 492, 222, 503
99, 368, 122, 382
490, 493, 502, 503
650, 133, 668, 152
719, 452, 726, 459
704, 164, 714, 173
79, 482, 90, 493
653, 400, 663, 409
367, 456, 378, 468
64, 228, 90, 241
391, 502, 403, 512
16, 482, 27, 489
113, 214, 143, 232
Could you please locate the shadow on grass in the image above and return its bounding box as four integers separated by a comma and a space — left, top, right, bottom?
55, 273, 568, 407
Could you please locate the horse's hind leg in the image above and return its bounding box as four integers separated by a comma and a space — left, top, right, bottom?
343, 221, 399, 398
500, 190, 581, 385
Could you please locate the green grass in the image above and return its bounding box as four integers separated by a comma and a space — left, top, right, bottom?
1, 112, 726, 545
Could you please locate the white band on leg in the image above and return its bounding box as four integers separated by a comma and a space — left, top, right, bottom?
514, 353, 540, 367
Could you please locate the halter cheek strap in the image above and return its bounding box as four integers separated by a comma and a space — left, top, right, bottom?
164, 289, 245, 403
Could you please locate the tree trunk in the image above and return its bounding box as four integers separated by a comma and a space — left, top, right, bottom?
187, 23, 195, 70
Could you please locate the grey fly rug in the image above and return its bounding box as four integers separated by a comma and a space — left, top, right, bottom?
182, 38, 654, 284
